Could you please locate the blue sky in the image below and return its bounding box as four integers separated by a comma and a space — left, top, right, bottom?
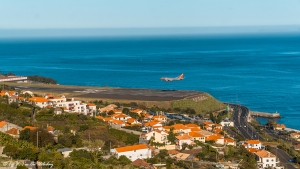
1, 0, 300, 37
1, 0, 300, 29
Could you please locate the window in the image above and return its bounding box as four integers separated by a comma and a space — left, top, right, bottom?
266, 159, 269, 162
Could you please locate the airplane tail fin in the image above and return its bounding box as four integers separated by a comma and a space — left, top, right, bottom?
178, 73, 184, 79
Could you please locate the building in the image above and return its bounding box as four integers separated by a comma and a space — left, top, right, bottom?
254, 150, 278, 169
110, 144, 152, 161
175, 134, 194, 150
244, 140, 262, 149
139, 130, 169, 144
28, 97, 52, 108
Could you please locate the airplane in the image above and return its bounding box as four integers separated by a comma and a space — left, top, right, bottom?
160, 73, 184, 82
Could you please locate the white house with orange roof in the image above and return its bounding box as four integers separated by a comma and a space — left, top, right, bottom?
130, 109, 145, 115
151, 115, 167, 123
111, 113, 131, 121
188, 131, 205, 143
110, 120, 126, 128
275, 124, 286, 131
99, 104, 117, 113
254, 150, 278, 169
47, 126, 56, 134
244, 140, 262, 149
0, 90, 18, 97
28, 97, 52, 108
45, 94, 67, 107
127, 118, 141, 126
6, 128, 20, 138
290, 132, 300, 139
0, 121, 22, 132
110, 144, 152, 161
139, 130, 169, 144
205, 134, 224, 145
172, 124, 191, 134
224, 137, 236, 146
175, 134, 194, 150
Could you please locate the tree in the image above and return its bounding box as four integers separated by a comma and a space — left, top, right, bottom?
18, 147, 38, 161
3, 144, 19, 159
19, 128, 30, 141
118, 155, 131, 166
30, 128, 55, 147
181, 143, 188, 150
167, 128, 177, 144
122, 108, 130, 115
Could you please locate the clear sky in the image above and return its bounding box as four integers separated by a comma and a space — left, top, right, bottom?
1, 0, 300, 37
1, 0, 300, 29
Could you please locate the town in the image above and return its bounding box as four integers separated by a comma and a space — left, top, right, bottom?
0, 82, 300, 169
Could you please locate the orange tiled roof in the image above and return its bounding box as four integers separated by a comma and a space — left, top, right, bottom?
185, 124, 200, 128
6, 128, 19, 135
214, 128, 222, 133
246, 140, 261, 144
87, 103, 96, 106
145, 120, 160, 127
172, 124, 188, 130
206, 134, 223, 141
152, 115, 166, 119
255, 150, 275, 158
28, 97, 50, 102
0, 121, 7, 128
246, 148, 258, 153
130, 109, 143, 113
96, 116, 104, 120
224, 138, 235, 143
115, 144, 148, 153
103, 117, 113, 122
127, 118, 136, 124
189, 131, 204, 138
190, 128, 201, 132
203, 121, 214, 125
47, 126, 55, 131
111, 120, 125, 125
176, 134, 192, 140
23, 126, 37, 131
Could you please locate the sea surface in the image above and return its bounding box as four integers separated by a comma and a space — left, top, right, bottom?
1, 33, 300, 129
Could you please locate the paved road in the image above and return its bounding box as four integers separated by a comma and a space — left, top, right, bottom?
231, 104, 262, 140
271, 147, 298, 169
231, 104, 298, 169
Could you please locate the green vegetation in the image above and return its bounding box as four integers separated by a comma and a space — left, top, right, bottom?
171, 93, 226, 115
27, 75, 57, 84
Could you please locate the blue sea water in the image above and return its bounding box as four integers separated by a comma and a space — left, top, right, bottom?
1, 33, 300, 129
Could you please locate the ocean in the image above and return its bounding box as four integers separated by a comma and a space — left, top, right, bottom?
1, 33, 300, 129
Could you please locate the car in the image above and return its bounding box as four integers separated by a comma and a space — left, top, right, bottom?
289, 158, 296, 163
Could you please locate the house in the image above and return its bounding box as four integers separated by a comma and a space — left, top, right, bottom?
151, 115, 167, 123
275, 124, 286, 131
139, 130, 169, 144
110, 144, 152, 161
289, 132, 300, 139
293, 144, 300, 151
54, 107, 63, 115
86, 103, 97, 115
220, 119, 234, 127
23, 126, 37, 131
110, 120, 126, 128
254, 150, 278, 169
224, 138, 236, 146
111, 113, 131, 121
188, 132, 205, 143
0, 121, 22, 132
131, 158, 152, 169
99, 104, 117, 113
127, 118, 141, 126
6, 128, 20, 138
175, 134, 194, 150
28, 97, 52, 108
244, 140, 262, 149
45, 94, 66, 107
56, 99, 89, 115
47, 126, 55, 134
172, 124, 191, 134
57, 148, 73, 158
205, 134, 224, 145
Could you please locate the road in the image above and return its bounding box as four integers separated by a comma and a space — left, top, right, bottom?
231, 104, 262, 140
231, 104, 298, 169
